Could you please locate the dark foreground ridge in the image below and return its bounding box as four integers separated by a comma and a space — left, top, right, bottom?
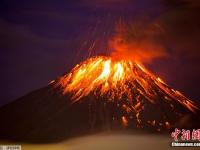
0, 85, 94, 143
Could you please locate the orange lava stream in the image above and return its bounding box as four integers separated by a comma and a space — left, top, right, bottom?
54, 56, 199, 114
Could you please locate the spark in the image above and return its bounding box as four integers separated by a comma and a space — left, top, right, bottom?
121, 116, 128, 127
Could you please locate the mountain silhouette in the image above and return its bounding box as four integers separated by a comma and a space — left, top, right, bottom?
0, 56, 199, 143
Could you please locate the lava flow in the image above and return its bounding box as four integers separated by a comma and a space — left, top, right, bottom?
53, 56, 199, 130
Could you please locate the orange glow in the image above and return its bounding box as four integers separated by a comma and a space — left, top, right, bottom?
109, 20, 168, 63
54, 55, 199, 117
56, 56, 137, 101
52, 55, 200, 130
54, 56, 199, 131
121, 116, 128, 127
157, 77, 166, 85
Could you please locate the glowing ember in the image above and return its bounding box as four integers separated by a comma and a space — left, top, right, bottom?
53, 56, 199, 130
121, 116, 128, 127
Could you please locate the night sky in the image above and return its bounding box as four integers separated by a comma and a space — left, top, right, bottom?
0, 0, 200, 106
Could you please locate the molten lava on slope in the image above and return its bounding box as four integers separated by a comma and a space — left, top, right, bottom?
53, 56, 199, 131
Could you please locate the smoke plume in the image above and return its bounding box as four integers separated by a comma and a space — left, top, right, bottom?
109, 19, 168, 63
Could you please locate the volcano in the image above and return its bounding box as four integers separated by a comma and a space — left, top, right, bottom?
0, 56, 199, 142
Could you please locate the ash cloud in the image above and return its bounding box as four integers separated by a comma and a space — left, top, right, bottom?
109, 19, 168, 63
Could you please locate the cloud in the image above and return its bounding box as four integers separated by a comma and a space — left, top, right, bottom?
109, 19, 168, 63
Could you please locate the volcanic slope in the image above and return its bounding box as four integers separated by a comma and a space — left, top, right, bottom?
0, 56, 199, 142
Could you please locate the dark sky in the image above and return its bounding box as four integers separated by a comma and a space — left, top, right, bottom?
0, 0, 200, 106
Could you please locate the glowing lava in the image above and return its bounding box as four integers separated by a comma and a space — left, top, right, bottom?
51, 56, 200, 130
54, 56, 198, 114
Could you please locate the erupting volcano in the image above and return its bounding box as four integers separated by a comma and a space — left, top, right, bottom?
0, 55, 199, 142
55, 56, 196, 111
52, 56, 199, 130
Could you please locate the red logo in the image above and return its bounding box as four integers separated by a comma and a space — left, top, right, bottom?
171, 128, 200, 141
